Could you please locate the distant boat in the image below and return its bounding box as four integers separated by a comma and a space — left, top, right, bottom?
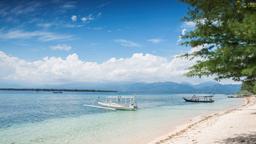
227, 95, 246, 98
97, 96, 137, 111
227, 95, 237, 98
52, 91, 63, 94
183, 95, 214, 103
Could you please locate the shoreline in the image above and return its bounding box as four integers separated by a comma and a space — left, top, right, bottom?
149, 96, 255, 144
0, 88, 117, 93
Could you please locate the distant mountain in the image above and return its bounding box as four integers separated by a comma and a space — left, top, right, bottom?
192, 82, 241, 94
115, 82, 195, 93
45, 81, 241, 94
113, 82, 240, 94
0, 81, 240, 94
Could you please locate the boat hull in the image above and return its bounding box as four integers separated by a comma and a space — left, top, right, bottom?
97, 102, 137, 111
183, 97, 214, 103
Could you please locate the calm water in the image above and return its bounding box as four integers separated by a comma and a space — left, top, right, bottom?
0, 91, 242, 144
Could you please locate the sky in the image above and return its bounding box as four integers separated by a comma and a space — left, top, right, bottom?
0, 0, 233, 86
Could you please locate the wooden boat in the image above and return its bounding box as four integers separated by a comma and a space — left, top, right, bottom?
227, 95, 249, 98
183, 95, 214, 103
97, 96, 137, 111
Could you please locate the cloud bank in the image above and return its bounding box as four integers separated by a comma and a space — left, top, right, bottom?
0, 51, 210, 85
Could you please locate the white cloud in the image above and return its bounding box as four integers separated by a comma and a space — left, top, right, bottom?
0, 51, 217, 85
64, 24, 84, 28
50, 44, 72, 51
177, 28, 187, 44
70, 13, 99, 24
81, 14, 94, 23
0, 29, 72, 41
181, 28, 187, 36
81, 17, 87, 22
71, 15, 77, 22
62, 2, 76, 9
114, 39, 141, 48
183, 19, 219, 28
147, 38, 164, 44
0, 1, 41, 17
184, 21, 196, 28
191, 45, 204, 53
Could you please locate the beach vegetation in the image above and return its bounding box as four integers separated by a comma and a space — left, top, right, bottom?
181, 0, 256, 93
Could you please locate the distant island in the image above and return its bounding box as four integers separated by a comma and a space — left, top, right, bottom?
0, 88, 117, 93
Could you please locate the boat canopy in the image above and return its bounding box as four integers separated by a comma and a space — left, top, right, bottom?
105, 96, 136, 104
107, 96, 135, 99
97, 96, 137, 110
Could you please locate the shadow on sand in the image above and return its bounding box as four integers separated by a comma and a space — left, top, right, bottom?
219, 133, 256, 144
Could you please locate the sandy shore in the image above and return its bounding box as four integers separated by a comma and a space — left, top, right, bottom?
149, 96, 256, 144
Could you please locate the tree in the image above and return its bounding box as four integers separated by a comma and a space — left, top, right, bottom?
181, 0, 256, 93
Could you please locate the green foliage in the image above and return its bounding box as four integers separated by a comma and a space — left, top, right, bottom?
181, 0, 256, 93
241, 80, 256, 94
236, 90, 253, 96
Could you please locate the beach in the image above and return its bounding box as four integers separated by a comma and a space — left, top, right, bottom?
1, 0, 254, 144
151, 96, 256, 144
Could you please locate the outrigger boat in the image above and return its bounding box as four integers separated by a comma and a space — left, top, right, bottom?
97, 96, 137, 111
183, 95, 214, 103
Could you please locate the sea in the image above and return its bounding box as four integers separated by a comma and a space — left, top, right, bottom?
0, 91, 242, 144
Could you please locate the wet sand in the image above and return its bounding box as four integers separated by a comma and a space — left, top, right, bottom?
150, 96, 256, 144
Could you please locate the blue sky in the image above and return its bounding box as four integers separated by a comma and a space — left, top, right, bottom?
0, 0, 189, 62
1, 0, 228, 86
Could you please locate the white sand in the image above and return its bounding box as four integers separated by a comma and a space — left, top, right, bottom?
150, 96, 256, 144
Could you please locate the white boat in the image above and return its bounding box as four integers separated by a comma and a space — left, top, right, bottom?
97, 96, 137, 111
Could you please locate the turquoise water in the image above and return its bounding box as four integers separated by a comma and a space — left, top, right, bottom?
0, 91, 242, 144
